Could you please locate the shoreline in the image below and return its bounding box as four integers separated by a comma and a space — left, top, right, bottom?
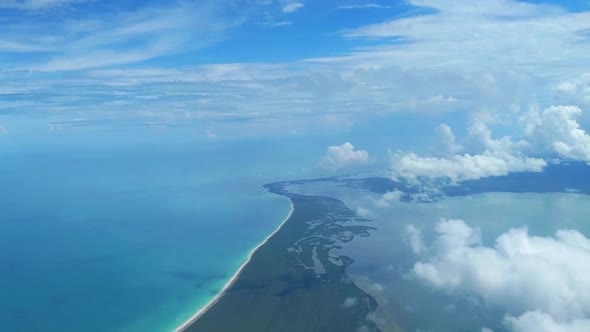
172, 198, 295, 332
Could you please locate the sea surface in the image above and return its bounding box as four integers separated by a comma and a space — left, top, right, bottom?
0, 140, 293, 332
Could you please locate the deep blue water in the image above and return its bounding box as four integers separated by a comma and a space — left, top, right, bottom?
0, 141, 294, 332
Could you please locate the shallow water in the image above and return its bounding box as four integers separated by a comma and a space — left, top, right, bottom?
286, 179, 590, 332
345, 192, 590, 331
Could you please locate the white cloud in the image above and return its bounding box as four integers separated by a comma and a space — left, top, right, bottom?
38, 42, 179, 71
391, 152, 546, 182
2, 0, 590, 137
507, 311, 590, 332
3, 2, 245, 71
320, 142, 369, 170
405, 224, 425, 254
0, 0, 89, 10
553, 74, 590, 108
390, 122, 546, 182
555, 81, 579, 95
0, 40, 49, 52
355, 206, 375, 219
259, 20, 292, 27
342, 296, 358, 308
282, 2, 304, 13
374, 190, 403, 207
206, 130, 217, 139
390, 104, 590, 182
436, 123, 462, 154
337, 3, 392, 10
0, 125, 7, 134
524, 105, 590, 161
411, 219, 590, 332
337, 0, 590, 76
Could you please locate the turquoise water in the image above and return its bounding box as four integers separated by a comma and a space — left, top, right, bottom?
0, 141, 292, 332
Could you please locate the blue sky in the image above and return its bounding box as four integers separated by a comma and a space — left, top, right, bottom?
2, 0, 590, 171
0, 1, 423, 66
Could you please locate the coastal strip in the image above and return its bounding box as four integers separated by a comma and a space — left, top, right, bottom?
172, 200, 295, 332
179, 187, 381, 332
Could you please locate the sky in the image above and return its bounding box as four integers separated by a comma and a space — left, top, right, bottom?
1, 0, 590, 166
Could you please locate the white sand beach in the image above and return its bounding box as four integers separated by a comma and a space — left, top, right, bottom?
173, 200, 295, 332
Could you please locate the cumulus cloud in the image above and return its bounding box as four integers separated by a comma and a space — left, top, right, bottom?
435, 123, 462, 154
374, 190, 403, 208
410, 219, 590, 332
405, 224, 425, 254
355, 206, 375, 219
391, 104, 590, 182
390, 148, 546, 182
468, 121, 528, 153
553, 74, 590, 108
320, 142, 369, 170
342, 296, 358, 308
524, 105, 590, 161
390, 120, 547, 182
282, 2, 304, 13
507, 311, 590, 332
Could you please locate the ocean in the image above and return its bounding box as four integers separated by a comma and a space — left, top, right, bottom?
0, 139, 293, 332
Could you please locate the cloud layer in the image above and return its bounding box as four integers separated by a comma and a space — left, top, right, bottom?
390, 151, 546, 182
2, 0, 590, 137
390, 120, 547, 182
0, 0, 88, 10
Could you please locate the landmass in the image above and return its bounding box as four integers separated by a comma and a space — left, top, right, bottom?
178, 182, 381, 332
176, 161, 590, 332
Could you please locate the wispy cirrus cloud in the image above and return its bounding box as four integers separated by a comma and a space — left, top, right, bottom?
282, 1, 303, 13
2, 0, 590, 149
0, 40, 50, 52
1, 1, 249, 71
337, 3, 392, 10
258, 20, 292, 27
0, 0, 90, 11
334, 0, 590, 76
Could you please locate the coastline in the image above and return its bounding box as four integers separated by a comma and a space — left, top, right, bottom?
172, 199, 295, 332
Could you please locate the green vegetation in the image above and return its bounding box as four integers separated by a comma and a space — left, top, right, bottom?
185, 183, 380, 332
